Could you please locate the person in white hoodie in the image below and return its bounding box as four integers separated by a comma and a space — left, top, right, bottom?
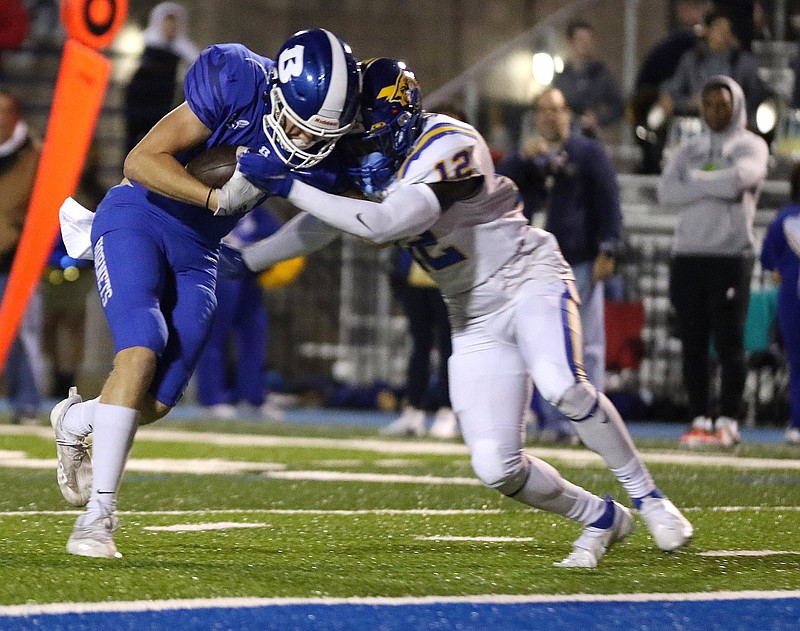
657, 74, 769, 447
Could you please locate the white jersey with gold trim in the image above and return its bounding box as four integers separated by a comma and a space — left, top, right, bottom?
387, 113, 573, 328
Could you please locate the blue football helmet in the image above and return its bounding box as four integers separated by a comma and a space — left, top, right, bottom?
264, 28, 360, 169
344, 57, 423, 195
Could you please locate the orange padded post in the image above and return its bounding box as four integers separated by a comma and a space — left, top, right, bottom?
0, 0, 126, 371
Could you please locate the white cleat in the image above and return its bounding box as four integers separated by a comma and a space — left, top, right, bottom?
380, 407, 426, 437
50, 387, 92, 507
428, 407, 460, 439
554, 500, 634, 568
639, 496, 694, 552
67, 513, 122, 558
715, 416, 742, 448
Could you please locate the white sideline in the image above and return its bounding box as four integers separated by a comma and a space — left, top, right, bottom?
1, 590, 799, 618
3, 424, 800, 469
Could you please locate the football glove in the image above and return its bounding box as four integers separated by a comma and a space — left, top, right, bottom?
238, 149, 296, 198
213, 166, 268, 216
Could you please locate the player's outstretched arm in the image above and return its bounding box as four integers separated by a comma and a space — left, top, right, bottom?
123, 102, 214, 207
242, 211, 341, 272
283, 180, 440, 244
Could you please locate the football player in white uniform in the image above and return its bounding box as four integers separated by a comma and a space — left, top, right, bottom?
236, 58, 693, 568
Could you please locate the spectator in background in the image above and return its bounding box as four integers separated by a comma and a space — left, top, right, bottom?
123, 2, 199, 153
41, 144, 106, 398
658, 75, 768, 448
630, 0, 712, 173
553, 19, 624, 139
659, 8, 770, 127
760, 163, 800, 445
381, 247, 457, 438
195, 207, 298, 421
0, 89, 42, 424
0, 0, 29, 77
497, 87, 623, 444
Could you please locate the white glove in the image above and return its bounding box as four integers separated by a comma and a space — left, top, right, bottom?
213, 166, 267, 216
59, 197, 95, 260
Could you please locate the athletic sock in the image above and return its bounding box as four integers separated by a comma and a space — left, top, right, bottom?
611, 455, 656, 504
63, 397, 100, 438
85, 403, 138, 518
589, 496, 615, 529
632, 488, 665, 510
510, 455, 607, 526
570, 393, 639, 469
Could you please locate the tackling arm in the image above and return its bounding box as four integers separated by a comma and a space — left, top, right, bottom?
285, 176, 482, 245
242, 211, 341, 272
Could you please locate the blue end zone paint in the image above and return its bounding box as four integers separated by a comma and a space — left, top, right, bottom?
3, 598, 799, 631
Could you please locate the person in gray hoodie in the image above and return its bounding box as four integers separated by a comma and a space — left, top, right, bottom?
657, 74, 769, 448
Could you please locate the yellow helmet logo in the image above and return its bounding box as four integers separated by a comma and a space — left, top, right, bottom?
376, 71, 418, 107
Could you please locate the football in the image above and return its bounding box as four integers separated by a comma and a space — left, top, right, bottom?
185, 145, 238, 188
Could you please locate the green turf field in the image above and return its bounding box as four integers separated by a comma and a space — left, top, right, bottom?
1, 419, 799, 606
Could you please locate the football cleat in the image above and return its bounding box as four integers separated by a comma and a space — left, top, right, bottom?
554, 499, 634, 568
428, 407, 459, 439
67, 512, 122, 559
679, 416, 720, 447
50, 387, 92, 507
714, 416, 742, 447
381, 406, 426, 437
639, 496, 693, 552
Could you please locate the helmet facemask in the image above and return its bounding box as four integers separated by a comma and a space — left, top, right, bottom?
263, 81, 353, 169
262, 28, 360, 170
345, 58, 423, 196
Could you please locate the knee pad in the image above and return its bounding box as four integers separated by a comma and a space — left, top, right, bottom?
555, 380, 598, 421
470, 438, 530, 496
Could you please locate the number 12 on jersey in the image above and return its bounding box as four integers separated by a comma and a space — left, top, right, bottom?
433, 148, 475, 181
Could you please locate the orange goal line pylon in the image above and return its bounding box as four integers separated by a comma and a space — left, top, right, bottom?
0, 0, 127, 371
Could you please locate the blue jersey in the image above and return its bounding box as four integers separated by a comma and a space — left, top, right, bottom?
124, 43, 348, 244
89, 43, 348, 407
119, 44, 274, 243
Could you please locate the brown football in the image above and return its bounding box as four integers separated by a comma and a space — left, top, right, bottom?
185, 145, 238, 188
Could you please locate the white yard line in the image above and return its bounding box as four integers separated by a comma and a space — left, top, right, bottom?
417, 535, 536, 542
0, 590, 798, 618
3, 424, 800, 469
698, 550, 800, 557
143, 522, 270, 532
2, 506, 799, 518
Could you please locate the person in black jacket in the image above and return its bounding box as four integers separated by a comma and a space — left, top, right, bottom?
123, 2, 199, 153
552, 19, 624, 139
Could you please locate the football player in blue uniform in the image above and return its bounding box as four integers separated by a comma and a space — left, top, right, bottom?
49, 28, 360, 558
233, 57, 693, 568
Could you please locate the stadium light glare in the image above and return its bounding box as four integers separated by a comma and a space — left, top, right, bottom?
531, 52, 554, 85
756, 99, 777, 134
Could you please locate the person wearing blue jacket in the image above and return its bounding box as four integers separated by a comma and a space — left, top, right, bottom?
760, 163, 800, 445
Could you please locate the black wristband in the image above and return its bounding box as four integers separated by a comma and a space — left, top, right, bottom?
205, 187, 213, 210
